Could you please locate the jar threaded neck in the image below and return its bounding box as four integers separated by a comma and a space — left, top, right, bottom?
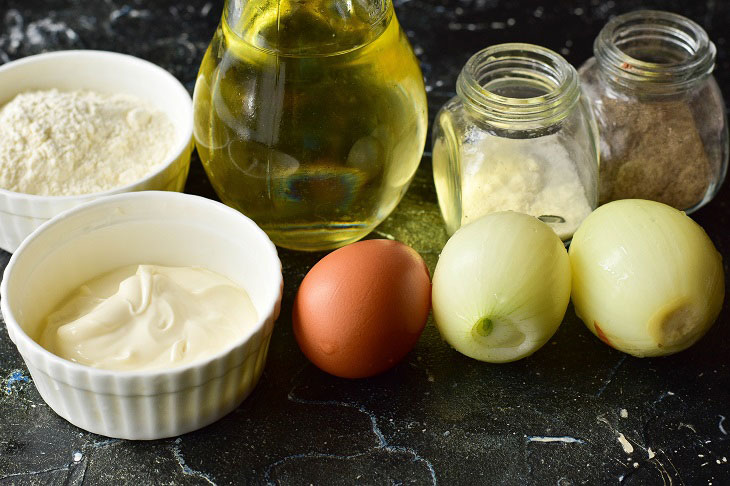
594, 10, 716, 93
456, 43, 580, 131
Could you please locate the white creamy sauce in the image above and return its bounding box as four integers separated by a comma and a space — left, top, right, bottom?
40, 265, 258, 371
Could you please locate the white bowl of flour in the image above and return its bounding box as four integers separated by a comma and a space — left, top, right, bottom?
0, 50, 193, 252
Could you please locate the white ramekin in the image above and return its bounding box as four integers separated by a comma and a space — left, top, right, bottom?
0, 192, 283, 440
0, 50, 194, 252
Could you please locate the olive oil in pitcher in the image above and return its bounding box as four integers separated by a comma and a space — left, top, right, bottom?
194, 0, 428, 251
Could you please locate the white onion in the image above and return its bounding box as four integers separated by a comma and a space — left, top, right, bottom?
569, 199, 724, 357
432, 211, 571, 363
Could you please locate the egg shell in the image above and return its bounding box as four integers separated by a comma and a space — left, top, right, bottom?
292, 239, 431, 379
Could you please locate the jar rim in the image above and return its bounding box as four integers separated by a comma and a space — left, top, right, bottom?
594, 10, 716, 92
456, 43, 581, 130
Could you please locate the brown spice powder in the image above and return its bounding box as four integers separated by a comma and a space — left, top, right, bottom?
597, 97, 711, 209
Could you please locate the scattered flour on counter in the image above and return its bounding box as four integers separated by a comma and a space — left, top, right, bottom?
617, 433, 634, 454
0, 89, 175, 196
460, 131, 594, 240
527, 436, 586, 444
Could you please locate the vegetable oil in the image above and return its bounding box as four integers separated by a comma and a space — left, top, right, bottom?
194, 0, 427, 251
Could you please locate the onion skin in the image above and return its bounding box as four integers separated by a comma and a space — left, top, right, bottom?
569, 199, 725, 357
432, 212, 571, 363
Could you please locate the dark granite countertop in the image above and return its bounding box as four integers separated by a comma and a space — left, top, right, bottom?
1, 0, 729, 484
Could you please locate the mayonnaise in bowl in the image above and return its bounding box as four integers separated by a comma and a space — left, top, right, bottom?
40, 264, 259, 372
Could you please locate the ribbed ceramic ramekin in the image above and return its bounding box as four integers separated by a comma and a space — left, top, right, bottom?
0, 50, 194, 252
1, 192, 283, 440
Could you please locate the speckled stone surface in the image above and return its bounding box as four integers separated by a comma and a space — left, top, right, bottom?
1, 0, 729, 484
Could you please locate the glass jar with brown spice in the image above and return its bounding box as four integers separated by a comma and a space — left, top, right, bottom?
579, 10, 728, 212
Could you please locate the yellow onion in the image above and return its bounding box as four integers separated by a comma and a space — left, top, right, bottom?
432, 211, 571, 363
569, 199, 724, 357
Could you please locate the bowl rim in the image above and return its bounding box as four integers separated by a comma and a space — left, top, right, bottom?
0, 50, 194, 202
0, 191, 283, 385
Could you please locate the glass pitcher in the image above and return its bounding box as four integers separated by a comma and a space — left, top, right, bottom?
193, 0, 428, 251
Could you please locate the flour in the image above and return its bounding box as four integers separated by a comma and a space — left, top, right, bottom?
460, 131, 594, 240
0, 89, 174, 196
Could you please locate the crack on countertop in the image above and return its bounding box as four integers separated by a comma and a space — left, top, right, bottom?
652, 390, 677, 407
171, 437, 217, 486
7, 438, 120, 484
0, 465, 70, 481
642, 390, 719, 453
612, 387, 719, 486
659, 449, 684, 486
282, 391, 437, 483
650, 449, 678, 486
263, 446, 436, 486
618, 449, 684, 486
263, 368, 437, 485
37, 438, 121, 485
66, 452, 89, 486
617, 447, 684, 486
88, 438, 122, 449
595, 355, 627, 398
0, 444, 95, 484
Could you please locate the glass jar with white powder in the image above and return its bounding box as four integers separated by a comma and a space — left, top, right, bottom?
432, 43, 599, 242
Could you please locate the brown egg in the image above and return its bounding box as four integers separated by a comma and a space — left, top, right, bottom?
292, 239, 431, 379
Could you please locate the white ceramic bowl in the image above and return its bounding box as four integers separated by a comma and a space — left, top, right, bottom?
0, 50, 194, 253
0, 192, 283, 440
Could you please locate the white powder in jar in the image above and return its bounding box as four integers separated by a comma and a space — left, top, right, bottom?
0, 89, 175, 196
460, 131, 593, 240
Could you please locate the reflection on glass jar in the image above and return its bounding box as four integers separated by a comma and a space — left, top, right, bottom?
579, 10, 728, 212
433, 44, 599, 242
193, 0, 427, 251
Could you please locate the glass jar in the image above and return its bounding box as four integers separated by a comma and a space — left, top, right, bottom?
579, 10, 728, 212
432, 43, 599, 242
193, 0, 427, 251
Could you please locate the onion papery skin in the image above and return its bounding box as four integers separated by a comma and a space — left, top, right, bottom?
432, 211, 571, 363
569, 199, 724, 357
